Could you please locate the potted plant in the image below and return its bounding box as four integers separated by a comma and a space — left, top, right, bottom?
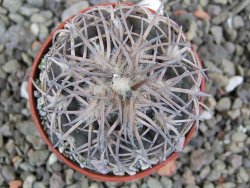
28, 2, 207, 182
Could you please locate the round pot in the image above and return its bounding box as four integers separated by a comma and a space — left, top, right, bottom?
28, 2, 206, 182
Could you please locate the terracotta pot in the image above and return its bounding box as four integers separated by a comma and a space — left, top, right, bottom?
28, 2, 206, 182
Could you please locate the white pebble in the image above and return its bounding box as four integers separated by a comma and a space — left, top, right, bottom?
48, 153, 57, 165
30, 23, 40, 36
21, 81, 29, 100
200, 110, 212, 120
225, 76, 243, 92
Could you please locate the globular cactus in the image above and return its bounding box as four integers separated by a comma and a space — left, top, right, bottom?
34, 4, 207, 175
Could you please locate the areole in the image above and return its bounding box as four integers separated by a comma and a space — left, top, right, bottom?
28, 2, 206, 182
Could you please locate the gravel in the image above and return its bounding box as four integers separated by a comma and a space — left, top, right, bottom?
0, 0, 250, 187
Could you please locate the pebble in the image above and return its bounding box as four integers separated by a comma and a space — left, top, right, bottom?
210, 26, 223, 44
147, 177, 163, 188
228, 154, 242, 170
65, 169, 74, 185
190, 149, 214, 171
19, 6, 39, 16
23, 175, 36, 188
231, 132, 247, 142
207, 5, 221, 16
221, 59, 235, 76
216, 97, 231, 112
89, 183, 99, 188
2, 0, 22, 12
9, 13, 24, 24
237, 167, 249, 183
160, 177, 173, 188
31, 13, 47, 23
50, 173, 65, 188
2, 60, 20, 73
199, 165, 211, 179
27, 0, 44, 8
0, 135, 3, 149
33, 182, 46, 188
28, 150, 50, 166
1, 166, 15, 181
225, 76, 244, 92
203, 182, 215, 188
48, 153, 57, 166
30, 23, 40, 36
232, 98, 242, 109
213, 0, 227, 4
233, 16, 244, 29
182, 168, 195, 185
61, 1, 89, 21
21, 82, 29, 100
227, 109, 240, 119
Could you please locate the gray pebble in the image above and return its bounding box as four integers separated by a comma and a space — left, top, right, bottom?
27, 0, 44, 8
28, 150, 50, 166
232, 98, 242, 109
1, 166, 15, 181
0, 174, 4, 186
0, 135, 3, 149
203, 182, 215, 188
190, 149, 214, 171
33, 182, 46, 188
3, 0, 22, 12
221, 59, 235, 76
228, 154, 242, 170
199, 165, 211, 179
227, 109, 240, 119
210, 26, 223, 44
31, 13, 47, 23
17, 120, 39, 136
9, 13, 24, 23
231, 132, 247, 142
19, 6, 39, 16
224, 42, 235, 54
0, 19, 6, 37
207, 5, 221, 16
160, 177, 173, 188
65, 169, 74, 185
216, 97, 231, 112
213, 0, 227, 4
23, 175, 36, 188
147, 177, 163, 188
0, 6, 8, 15
61, 1, 89, 21
237, 167, 249, 183
233, 16, 244, 29
50, 173, 65, 188
2, 60, 20, 73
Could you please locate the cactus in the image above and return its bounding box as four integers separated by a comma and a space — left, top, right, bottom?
34, 4, 208, 175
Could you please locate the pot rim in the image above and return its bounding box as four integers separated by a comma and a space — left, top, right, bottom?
28, 2, 206, 182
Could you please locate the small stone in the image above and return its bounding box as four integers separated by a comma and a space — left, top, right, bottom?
33, 182, 46, 188
212, 160, 226, 172
27, 0, 44, 8
50, 173, 65, 188
210, 26, 223, 44
199, 165, 211, 179
221, 59, 235, 76
160, 177, 173, 188
147, 177, 163, 188
17, 121, 38, 136
237, 167, 249, 183
61, 1, 89, 21
31, 13, 47, 23
233, 16, 244, 29
21, 82, 29, 100
23, 175, 36, 188
3, 0, 22, 12
213, 0, 227, 4
0, 135, 3, 149
65, 169, 74, 185
182, 168, 195, 185
0, 45, 4, 53
48, 153, 57, 165
225, 76, 243, 92
199, 0, 208, 7
231, 132, 247, 142
224, 42, 235, 54
9, 13, 24, 24
207, 5, 221, 16
186, 20, 197, 40
2, 60, 20, 73
232, 98, 242, 109
228, 154, 242, 170
89, 183, 99, 188
227, 109, 240, 119
39, 25, 49, 40
30, 23, 40, 36
203, 182, 215, 188
9, 180, 22, 188
19, 6, 39, 16
28, 150, 50, 166
190, 149, 214, 171
1, 166, 15, 181
0, 174, 4, 185
21, 53, 33, 66
216, 97, 231, 112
